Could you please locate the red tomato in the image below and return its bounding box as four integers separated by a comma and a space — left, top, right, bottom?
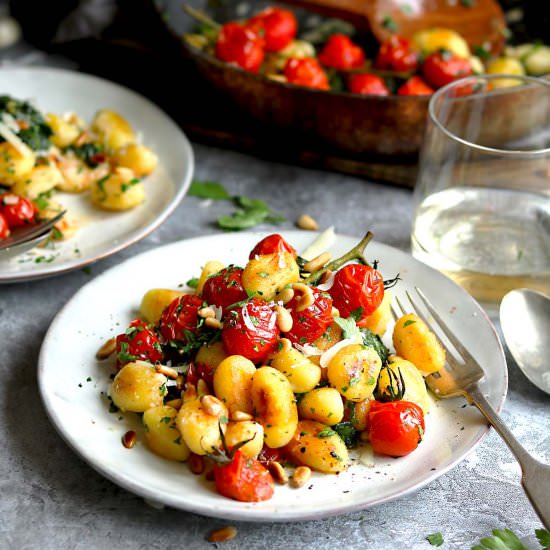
329, 264, 384, 326
185, 361, 215, 387
318, 33, 365, 69
284, 58, 330, 90
374, 35, 419, 73
222, 298, 278, 362
368, 400, 425, 457
257, 445, 286, 467
215, 22, 265, 73
249, 234, 297, 259
0, 212, 9, 239
115, 319, 163, 368
214, 450, 275, 502
286, 287, 333, 345
201, 265, 248, 312
246, 7, 297, 52
0, 193, 35, 228
422, 50, 473, 89
397, 75, 434, 96
158, 294, 203, 343
348, 73, 390, 96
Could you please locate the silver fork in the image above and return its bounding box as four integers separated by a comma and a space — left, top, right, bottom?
392, 287, 550, 529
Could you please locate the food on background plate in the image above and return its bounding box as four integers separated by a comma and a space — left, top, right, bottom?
99, 231, 448, 503
184, 5, 549, 97
0, 95, 158, 243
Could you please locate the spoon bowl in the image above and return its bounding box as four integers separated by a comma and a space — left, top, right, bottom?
500, 288, 550, 395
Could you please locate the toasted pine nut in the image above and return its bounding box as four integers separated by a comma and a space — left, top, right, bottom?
230, 410, 254, 422
198, 306, 215, 319
277, 338, 292, 353
303, 252, 332, 273
189, 453, 205, 475
331, 307, 340, 318
165, 398, 182, 410
122, 430, 137, 449
268, 461, 288, 485
205, 317, 222, 330
96, 337, 116, 360
275, 287, 294, 304
275, 305, 293, 333
197, 378, 210, 396
292, 283, 314, 312
208, 526, 238, 543
201, 394, 223, 417
296, 213, 319, 231
290, 465, 311, 488
319, 269, 333, 285
155, 364, 179, 379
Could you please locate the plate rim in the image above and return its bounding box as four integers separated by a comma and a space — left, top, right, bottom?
37, 230, 508, 522
0, 66, 194, 284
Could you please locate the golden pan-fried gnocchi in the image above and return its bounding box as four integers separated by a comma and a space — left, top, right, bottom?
101, 232, 447, 502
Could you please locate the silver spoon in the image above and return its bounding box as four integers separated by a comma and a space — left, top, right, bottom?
500, 288, 550, 395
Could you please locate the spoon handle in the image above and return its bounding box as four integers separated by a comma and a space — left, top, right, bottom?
468, 384, 550, 529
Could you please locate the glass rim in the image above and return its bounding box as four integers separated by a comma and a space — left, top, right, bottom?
428, 74, 550, 157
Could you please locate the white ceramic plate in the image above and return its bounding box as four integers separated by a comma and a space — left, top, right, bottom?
0, 67, 193, 283
38, 231, 507, 522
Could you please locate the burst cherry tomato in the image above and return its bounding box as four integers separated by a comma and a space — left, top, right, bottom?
246, 7, 297, 52
375, 35, 419, 73
286, 287, 333, 345
368, 400, 425, 457
115, 319, 163, 368
158, 294, 203, 343
348, 73, 390, 96
0, 212, 9, 239
329, 264, 384, 326
201, 265, 248, 312
422, 50, 473, 89
0, 193, 36, 228
284, 58, 330, 90
214, 449, 275, 502
249, 234, 297, 259
397, 75, 434, 96
222, 298, 278, 362
257, 445, 286, 467
215, 22, 265, 73
185, 360, 216, 387
318, 33, 365, 69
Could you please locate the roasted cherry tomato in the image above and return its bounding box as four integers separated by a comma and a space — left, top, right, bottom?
249, 233, 297, 259
397, 75, 434, 96
215, 22, 265, 73
185, 361, 215, 387
318, 33, 365, 69
374, 35, 419, 73
329, 264, 384, 325
422, 50, 473, 89
257, 445, 286, 467
367, 400, 425, 457
0, 212, 9, 239
115, 319, 163, 368
222, 298, 278, 362
214, 449, 275, 502
284, 57, 330, 90
158, 294, 203, 343
286, 287, 333, 345
0, 192, 35, 228
348, 73, 390, 96
201, 265, 248, 312
246, 7, 297, 52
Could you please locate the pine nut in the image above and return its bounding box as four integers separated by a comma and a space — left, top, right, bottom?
303, 252, 332, 273
155, 364, 179, 379
201, 394, 223, 417
182, 384, 197, 403
189, 453, 205, 475
230, 410, 254, 422
292, 283, 314, 312
275, 305, 293, 333
205, 317, 222, 330
198, 306, 215, 319
278, 338, 292, 353
275, 287, 294, 304
290, 465, 311, 488
122, 430, 137, 449
96, 337, 116, 360
208, 526, 238, 543
331, 307, 340, 318
319, 269, 333, 285
296, 213, 319, 231
165, 398, 182, 410
268, 461, 288, 485
197, 378, 210, 397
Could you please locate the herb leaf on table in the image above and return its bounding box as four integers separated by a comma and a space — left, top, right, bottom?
471, 529, 529, 550
536, 529, 550, 550
189, 180, 230, 200
426, 532, 444, 546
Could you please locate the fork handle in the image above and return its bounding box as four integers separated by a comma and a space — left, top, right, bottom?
467, 385, 550, 529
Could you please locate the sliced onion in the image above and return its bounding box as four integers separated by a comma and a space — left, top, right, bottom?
359, 444, 375, 468
293, 342, 322, 357
211, 305, 223, 323
241, 305, 256, 332
316, 270, 336, 291
319, 336, 362, 369
0, 121, 33, 157
300, 226, 335, 260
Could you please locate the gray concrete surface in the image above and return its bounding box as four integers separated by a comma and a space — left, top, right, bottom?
1, 145, 549, 549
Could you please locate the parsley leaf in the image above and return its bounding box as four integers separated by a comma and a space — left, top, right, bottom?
189, 180, 230, 200
536, 529, 550, 550
426, 532, 444, 547
334, 316, 361, 340
332, 422, 358, 448
360, 327, 389, 364
471, 529, 529, 550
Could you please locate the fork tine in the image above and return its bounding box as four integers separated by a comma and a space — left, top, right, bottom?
394, 296, 408, 316
390, 303, 400, 322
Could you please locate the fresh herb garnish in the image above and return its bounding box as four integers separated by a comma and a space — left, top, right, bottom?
333, 422, 358, 448
536, 529, 550, 549
426, 532, 444, 547
472, 529, 528, 550
189, 180, 230, 200
65, 142, 105, 167
217, 196, 286, 231
360, 327, 389, 364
